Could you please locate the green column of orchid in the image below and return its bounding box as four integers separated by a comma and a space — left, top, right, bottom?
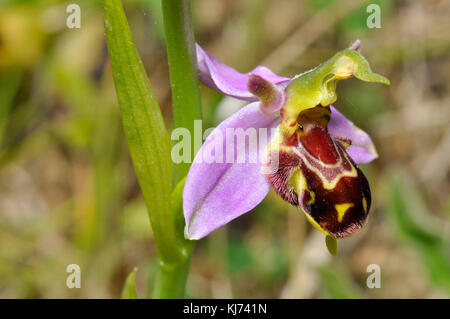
103, 0, 195, 298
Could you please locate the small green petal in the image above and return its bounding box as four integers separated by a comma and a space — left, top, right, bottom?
325, 235, 338, 257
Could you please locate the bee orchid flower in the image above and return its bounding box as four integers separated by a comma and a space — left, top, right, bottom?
183, 41, 389, 243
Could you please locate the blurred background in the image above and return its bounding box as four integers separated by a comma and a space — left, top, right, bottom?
0, 0, 449, 298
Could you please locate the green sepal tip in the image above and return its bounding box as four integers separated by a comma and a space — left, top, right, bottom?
325, 235, 338, 257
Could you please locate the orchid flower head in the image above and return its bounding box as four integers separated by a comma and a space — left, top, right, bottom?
184, 41, 389, 243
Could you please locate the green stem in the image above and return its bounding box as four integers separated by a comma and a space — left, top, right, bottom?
161, 0, 203, 184
153, 177, 193, 298
153, 246, 193, 298
150, 0, 202, 298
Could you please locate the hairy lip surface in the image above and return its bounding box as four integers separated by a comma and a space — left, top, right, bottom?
263, 124, 371, 238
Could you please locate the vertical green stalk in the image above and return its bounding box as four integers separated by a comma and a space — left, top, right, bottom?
152, 176, 192, 298
104, 0, 192, 298
161, 0, 203, 184
151, 0, 203, 298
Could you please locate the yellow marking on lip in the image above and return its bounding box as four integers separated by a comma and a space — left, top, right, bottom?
292, 170, 328, 235
266, 129, 357, 191
291, 170, 315, 205
292, 145, 358, 190
335, 203, 354, 223
307, 191, 315, 205
302, 210, 330, 236
362, 197, 367, 212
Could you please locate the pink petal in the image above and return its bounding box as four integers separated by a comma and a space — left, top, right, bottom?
196, 44, 290, 101
183, 102, 280, 239
328, 106, 378, 164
